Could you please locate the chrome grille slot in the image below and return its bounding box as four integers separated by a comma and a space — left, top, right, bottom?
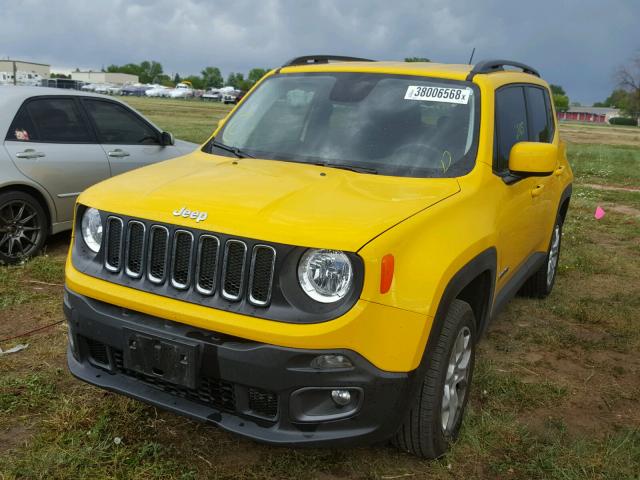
171, 230, 194, 289
222, 240, 247, 301
195, 235, 219, 295
104, 216, 123, 272
147, 226, 169, 284
95, 214, 278, 309
125, 221, 145, 278
248, 245, 276, 306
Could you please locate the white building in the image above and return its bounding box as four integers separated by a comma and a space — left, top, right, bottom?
71, 71, 139, 85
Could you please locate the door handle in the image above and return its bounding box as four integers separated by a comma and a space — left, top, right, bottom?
531, 184, 545, 197
15, 149, 45, 159
554, 165, 565, 176
107, 149, 130, 158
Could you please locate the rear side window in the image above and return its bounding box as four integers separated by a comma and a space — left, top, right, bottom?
526, 87, 554, 142
83, 100, 158, 144
6, 107, 38, 142
495, 86, 528, 172
25, 98, 92, 143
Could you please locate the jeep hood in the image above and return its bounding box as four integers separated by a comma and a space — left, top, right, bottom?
80, 151, 460, 251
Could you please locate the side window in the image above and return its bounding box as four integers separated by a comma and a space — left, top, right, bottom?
25, 98, 91, 143
83, 100, 159, 145
6, 106, 38, 142
495, 86, 528, 172
525, 87, 553, 143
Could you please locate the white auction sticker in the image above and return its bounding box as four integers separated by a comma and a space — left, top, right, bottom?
405, 85, 471, 104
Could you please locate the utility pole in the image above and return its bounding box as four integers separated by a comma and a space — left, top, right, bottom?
12, 60, 17, 85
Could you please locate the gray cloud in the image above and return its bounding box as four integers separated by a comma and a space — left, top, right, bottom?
0, 0, 637, 103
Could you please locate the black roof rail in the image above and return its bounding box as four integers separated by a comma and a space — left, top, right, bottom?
281, 55, 375, 68
466, 59, 540, 81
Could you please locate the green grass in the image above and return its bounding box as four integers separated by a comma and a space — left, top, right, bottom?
567, 143, 640, 186
1, 104, 640, 479
122, 97, 232, 144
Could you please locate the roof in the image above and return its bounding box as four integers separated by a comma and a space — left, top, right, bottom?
566, 106, 620, 114
0, 59, 51, 67
279, 60, 543, 83
0, 85, 109, 102
280, 61, 475, 81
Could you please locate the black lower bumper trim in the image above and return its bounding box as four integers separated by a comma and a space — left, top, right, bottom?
64, 287, 417, 446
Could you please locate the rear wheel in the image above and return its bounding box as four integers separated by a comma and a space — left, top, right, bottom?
392, 299, 476, 458
0, 191, 47, 264
519, 218, 562, 298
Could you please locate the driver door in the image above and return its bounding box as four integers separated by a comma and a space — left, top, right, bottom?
80, 98, 180, 176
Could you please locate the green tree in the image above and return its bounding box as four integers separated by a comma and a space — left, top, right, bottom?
404, 57, 430, 62
106, 61, 164, 83
247, 68, 269, 85
549, 84, 570, 112
616, 51, 640, 118
201, 67, 223, 89
226, 72, 245, 89
173, 73, 182, 84
183, 75, 204, 90
550, 84, 566, 96
553, 94, 569, 112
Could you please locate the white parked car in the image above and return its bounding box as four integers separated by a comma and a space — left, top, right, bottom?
145, 85, 169, 97
0, 86, 198, 263
169, 82, 194, 98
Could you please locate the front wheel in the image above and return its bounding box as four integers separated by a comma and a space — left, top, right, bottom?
392, 299, 476, 458
0, 191, 48, 264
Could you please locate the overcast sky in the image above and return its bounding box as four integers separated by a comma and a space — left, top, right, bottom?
1, 0, 637, 104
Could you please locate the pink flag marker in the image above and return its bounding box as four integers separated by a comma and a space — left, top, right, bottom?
595, 206, 605, 220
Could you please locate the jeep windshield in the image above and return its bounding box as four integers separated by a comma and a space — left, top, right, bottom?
209, 72, 480, 178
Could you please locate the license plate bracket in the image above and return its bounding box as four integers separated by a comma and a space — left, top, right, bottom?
122, 329, 198, 389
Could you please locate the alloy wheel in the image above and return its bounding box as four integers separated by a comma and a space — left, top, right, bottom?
546, 224, 560, 288
0, 200, 41, 259
441, 326, 472, 434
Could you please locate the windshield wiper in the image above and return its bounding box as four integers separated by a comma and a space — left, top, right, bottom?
313, 162, 378, 175
209, 140, 254, 158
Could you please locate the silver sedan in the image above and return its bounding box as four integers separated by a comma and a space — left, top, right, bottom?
0, 86, 197, 264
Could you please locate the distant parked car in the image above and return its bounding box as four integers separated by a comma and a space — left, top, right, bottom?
120, 84, 151, 96
169, 82, 194, 99
201, 88, 221, 101
145, 85, 171, 97
0, 86, 197, 263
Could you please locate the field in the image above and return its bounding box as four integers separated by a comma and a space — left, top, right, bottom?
1, 98, 639, 479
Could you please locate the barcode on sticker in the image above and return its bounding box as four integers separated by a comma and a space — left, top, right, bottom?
405, 86, 471, 104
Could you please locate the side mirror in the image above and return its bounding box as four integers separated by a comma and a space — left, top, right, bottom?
160, 131, 175, 146
508, 142, 557, 176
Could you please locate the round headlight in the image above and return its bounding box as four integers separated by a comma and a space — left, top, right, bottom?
81, 207, 103, 253
298, 249, 353, 303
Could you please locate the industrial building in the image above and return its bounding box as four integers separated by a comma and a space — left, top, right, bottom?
0, 59, 50, 85
71, 71, 138, 85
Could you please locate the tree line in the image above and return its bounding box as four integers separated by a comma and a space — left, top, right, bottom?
105, 61, 269, 91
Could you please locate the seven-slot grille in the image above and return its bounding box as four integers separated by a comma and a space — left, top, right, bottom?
103, 216, 276, 307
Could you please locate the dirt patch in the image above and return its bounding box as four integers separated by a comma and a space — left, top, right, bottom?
583, 183, 640, 193
0, 423, 32, 454
559, 124, 640, 147
601, 202, 640, 218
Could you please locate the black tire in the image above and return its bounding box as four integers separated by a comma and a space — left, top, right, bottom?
392, 299, 476, 458
0, 190, 48, 265
518, 217, 563, 298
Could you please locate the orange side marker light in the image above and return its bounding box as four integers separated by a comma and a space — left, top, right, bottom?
380, 254, 394, 294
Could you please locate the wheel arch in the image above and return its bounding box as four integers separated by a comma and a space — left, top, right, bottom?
0, 182, 55, 234
558, 183, 572, 223
419, 248, 497, 368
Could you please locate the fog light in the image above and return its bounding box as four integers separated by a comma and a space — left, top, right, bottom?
310, 354, 353, 370
331, 389, 352, 406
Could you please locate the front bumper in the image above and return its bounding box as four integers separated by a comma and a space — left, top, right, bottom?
65, 287, 417, 446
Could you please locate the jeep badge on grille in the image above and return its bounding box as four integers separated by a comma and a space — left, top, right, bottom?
172, 207, 208, 223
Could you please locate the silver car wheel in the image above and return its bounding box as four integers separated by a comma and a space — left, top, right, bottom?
0, 200, 41, 259
546, 224, 560, 288
441, 326, 472, 434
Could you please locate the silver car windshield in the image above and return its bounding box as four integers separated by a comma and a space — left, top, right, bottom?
212, 72, 479, 178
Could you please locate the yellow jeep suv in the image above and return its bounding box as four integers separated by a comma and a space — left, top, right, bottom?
65, 56, 572, 458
